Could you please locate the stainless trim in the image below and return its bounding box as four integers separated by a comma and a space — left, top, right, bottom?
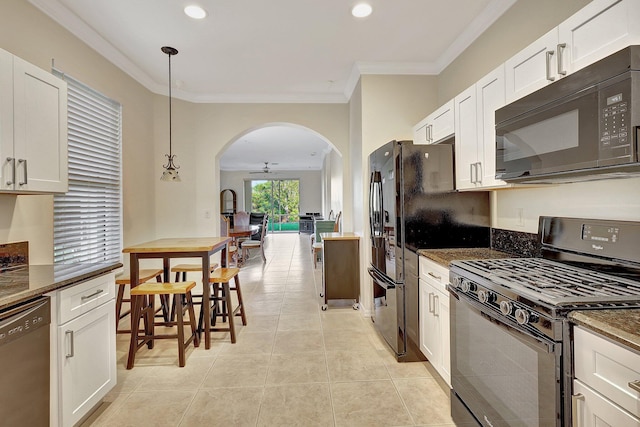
546, 50, 556, 81
18, 159, 27, 186
629, 380, 640, 393
571, 393, 584, 427
81, 288, 104, 300
557, 43, 567, 75
65, 330, 74, 358
427, 271, 441, 281
6, 157, 15, 186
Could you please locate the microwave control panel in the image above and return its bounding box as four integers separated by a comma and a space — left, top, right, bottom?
599, 78, 633, 163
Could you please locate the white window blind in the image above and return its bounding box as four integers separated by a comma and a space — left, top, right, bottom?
53, 70, 122, 264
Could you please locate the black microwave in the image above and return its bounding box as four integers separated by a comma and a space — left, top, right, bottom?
495, 45, 640, 183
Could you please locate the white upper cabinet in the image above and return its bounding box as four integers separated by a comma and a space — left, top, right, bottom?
505, 28, 561, 104
0, 48, 68, 193
505, 0, 640, 104
455, 65, 509, 190
413, 100, 454, 145
454, 85, 478, 190
559, 0, 640, 75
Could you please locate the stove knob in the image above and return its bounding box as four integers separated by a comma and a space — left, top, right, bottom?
500, 301, 513, 316
452, 276, 463, 289
461, 280, 476, 293
515, 308, 538, 325
478, 290, 495, 304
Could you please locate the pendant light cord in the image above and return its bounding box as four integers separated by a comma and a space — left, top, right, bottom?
168, 52, 172, 157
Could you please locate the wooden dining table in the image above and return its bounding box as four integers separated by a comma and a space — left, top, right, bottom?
228, 225, 259, 265
122, 236, 231, 349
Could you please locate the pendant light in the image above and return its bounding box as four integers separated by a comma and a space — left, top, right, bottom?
160, 46, 181, 182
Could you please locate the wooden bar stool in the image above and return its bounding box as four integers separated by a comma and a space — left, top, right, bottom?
199, 268, 247, 344
126, 282, 199, 369
169, 263, 219, 320
115, 268, 167, 334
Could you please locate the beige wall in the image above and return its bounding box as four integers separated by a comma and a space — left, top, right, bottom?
0, 0, 156, 264
156, 102, 349, 239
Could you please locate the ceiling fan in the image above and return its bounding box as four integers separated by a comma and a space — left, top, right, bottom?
249, 162, 276, 174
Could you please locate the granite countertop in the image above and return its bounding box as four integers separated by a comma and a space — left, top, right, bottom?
0, 262, 122, 310
569, 309, 640, 353
417, 248, 514, 268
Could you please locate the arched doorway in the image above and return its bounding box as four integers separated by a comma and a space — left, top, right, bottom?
218, 123, 342, 232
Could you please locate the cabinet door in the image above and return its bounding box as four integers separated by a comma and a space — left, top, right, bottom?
13, 56, 67, 193
0, 49, 14, 191
430, 100, 454, 144
454, 85, 478, 190
573, 380, 640, 427
476, 65, 507, 189
419, 278, 438, 363
435, 288, 451, 388
413, 120, 429, 145
559, 0, 640, 75
505, 28, 559, 104
58, 300, 116, 427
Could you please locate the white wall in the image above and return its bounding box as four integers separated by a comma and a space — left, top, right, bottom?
492, 178, 640, 233
220, 170, 323, 215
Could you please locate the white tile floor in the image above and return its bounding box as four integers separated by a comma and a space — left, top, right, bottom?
84, 233, 460, 426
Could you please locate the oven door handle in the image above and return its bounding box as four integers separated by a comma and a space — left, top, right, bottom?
450, 287, 557, 354
368, 267, 396, 290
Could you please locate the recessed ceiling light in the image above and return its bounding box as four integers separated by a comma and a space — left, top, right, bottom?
352, 3, 372, 18
184, 5, 207, 19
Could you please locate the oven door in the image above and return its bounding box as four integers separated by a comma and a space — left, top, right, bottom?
449, 288, 562, 427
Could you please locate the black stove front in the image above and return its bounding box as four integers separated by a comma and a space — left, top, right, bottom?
448, 217, 640, 427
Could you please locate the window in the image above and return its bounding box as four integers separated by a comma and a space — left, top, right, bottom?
53, 70, 122, 264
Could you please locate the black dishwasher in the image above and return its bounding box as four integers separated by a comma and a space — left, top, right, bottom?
0, 297, 50, 426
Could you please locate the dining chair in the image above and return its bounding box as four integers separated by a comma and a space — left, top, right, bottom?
241, 214, 268, 263
220, 215, 239, 262
234, 211, 250, 226
333, 211, 342, 232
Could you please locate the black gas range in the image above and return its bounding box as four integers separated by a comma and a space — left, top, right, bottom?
448, 216, 640, 427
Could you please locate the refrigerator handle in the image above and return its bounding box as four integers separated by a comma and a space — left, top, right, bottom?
369, 172, 375, 243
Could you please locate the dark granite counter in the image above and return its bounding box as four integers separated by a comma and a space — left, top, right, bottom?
569, 309, 640, 354
0, 262, 122, 310
417, 248, 514, 268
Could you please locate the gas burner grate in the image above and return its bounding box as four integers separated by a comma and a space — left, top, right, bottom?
454, 258, 640, 305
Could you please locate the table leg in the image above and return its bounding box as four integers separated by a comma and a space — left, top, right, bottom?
129, 253, 140, 335
202, 255, 211, 349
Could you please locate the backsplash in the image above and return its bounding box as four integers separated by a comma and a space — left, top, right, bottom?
0, 241, 29, 269
491, 228, 540, 258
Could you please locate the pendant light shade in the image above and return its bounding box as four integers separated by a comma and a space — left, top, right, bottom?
160, 46, 181, 182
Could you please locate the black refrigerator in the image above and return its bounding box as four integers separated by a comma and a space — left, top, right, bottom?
368, 140, 490, 362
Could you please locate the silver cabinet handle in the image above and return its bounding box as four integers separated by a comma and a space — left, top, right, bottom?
571, 393, 584, 427
469, 163, 475, 183
629, 380, 640, 393
65, 330, 74, 358
433, 294, 439, 316
546, 50, 556, 82
81, 288, 104, 300
476, 162, 483, 184
557, 43, 567, 76
428, 292, 434, 313
427, 271, 442, 282
5, 157, 15, 186
18, 159, 27, 186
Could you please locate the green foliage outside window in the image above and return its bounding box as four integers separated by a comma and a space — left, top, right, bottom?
251, 180, 300, 225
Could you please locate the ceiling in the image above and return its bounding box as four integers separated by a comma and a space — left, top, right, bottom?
28, 0, 516, 171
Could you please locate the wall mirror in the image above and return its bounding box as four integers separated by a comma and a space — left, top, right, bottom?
220, 189, 237, 213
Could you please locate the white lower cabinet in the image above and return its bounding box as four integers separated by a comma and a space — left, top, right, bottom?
572, 326, 640, 426
50, 272, 117, 427
418, 257, 451, 387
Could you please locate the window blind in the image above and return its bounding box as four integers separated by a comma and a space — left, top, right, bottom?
53, 70, 122, 264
